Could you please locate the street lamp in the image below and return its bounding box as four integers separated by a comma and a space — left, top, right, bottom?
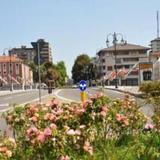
9, 52, 13, 91
37, 42, 42, 103
3, 48, 13, 91
106, 32, 125, 88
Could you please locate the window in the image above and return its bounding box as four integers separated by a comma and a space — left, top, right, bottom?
16, 63, 19, 74
3, 63, 6, 74
123, 58, 139, 62
102, 66, 106, 70
116, 58, 121, 63
3, 63, 6, 70
143, 71, 152, 81
107, 66, 113, 71
101, 59, 105, 63
124, 65, 130, 69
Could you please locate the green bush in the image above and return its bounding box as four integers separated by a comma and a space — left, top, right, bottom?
0, 93, 159, 159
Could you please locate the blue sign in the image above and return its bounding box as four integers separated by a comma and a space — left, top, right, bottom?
79, 80, 87, 91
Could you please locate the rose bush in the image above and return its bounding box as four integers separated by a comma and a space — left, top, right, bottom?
0, 93, 159, 159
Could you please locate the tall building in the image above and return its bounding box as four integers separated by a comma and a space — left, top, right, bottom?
9, 39, 53, 65
9, 46, 35, 63
31, 39, 52, 65
97, 43, 150, 86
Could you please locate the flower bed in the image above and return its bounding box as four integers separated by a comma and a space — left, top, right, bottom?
1, 93, 160, 159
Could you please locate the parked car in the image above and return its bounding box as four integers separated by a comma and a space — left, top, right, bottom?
72, 84, 78, 88
37, 83, 48, 89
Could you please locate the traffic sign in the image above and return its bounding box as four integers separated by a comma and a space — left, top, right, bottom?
79, 80, 87, 91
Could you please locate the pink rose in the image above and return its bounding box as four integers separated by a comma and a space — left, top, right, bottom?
100, 111, 107, 117
60, 155, 70, 160
26, 127, 39, 137
75, 129, 81, 135
44, 127, 52, 136
50, 123, 57, 130
49, 114, 56, 121
83, 141, 93, 155
44, 113, 50, 120
31, 116, 38, 122
116, 114, 123, 122
145, 123, 154, 129
37, 132, 45, 143
101, 106, 108, 112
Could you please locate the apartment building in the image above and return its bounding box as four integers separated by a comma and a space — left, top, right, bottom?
9, 46, 35, 63
0, 55, 33, 86
97, 43, 149, 86
9, 39, 52, 65
31, 39, 52, 65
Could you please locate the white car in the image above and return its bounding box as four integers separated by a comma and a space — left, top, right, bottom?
37, 83, 48, 89
72, 84, 78, 88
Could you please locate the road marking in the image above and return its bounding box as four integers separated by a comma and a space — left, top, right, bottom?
0, 94, 49, 113
4, 97, 12, 100
54, 89, 76, 102
0, 104, 10, 113
0, 103, 9, 107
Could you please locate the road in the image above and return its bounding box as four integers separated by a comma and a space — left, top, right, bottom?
57, 88, 131, 102
0, 90, 49, 111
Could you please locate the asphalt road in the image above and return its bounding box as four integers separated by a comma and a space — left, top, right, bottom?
0, 90, 49, 111
57, 88, 128, 102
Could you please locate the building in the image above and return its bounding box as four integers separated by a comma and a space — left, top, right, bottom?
153, 57, 160, 80
31, 39, 52, 65
150, 38, 160, 52
150, 52, 160, 80
9, 39, 52, 65
97, 43, 150, 86
9, 46, 35, 63
0, 55, 33, 86
149, 38, 160, 80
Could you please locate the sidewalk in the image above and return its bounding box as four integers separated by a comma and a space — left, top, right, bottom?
104, 86, 141, 97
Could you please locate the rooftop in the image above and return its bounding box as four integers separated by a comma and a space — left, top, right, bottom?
151, 37, 160, 42
99, 43, 150, 52
0, 55, 23, 63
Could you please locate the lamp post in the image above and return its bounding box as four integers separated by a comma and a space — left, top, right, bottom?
9, 52, 13, 91
3, 48, 13, 91
37, 42, 42, 104
106, 32, 125, 88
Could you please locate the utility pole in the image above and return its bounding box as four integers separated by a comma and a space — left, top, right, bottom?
37, 42, 41, 103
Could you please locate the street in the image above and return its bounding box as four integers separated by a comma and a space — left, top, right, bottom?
0, 89, 49, 111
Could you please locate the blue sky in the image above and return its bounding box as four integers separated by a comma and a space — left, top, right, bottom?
0, 0, 160, 77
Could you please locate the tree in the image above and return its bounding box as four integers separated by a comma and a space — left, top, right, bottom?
41, 62, 60, 87
28, 62, 38, 82
72, 54, 90, 83
56, 61, 68, 86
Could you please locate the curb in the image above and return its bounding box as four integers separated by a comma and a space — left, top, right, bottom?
104, 87, 143, 98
